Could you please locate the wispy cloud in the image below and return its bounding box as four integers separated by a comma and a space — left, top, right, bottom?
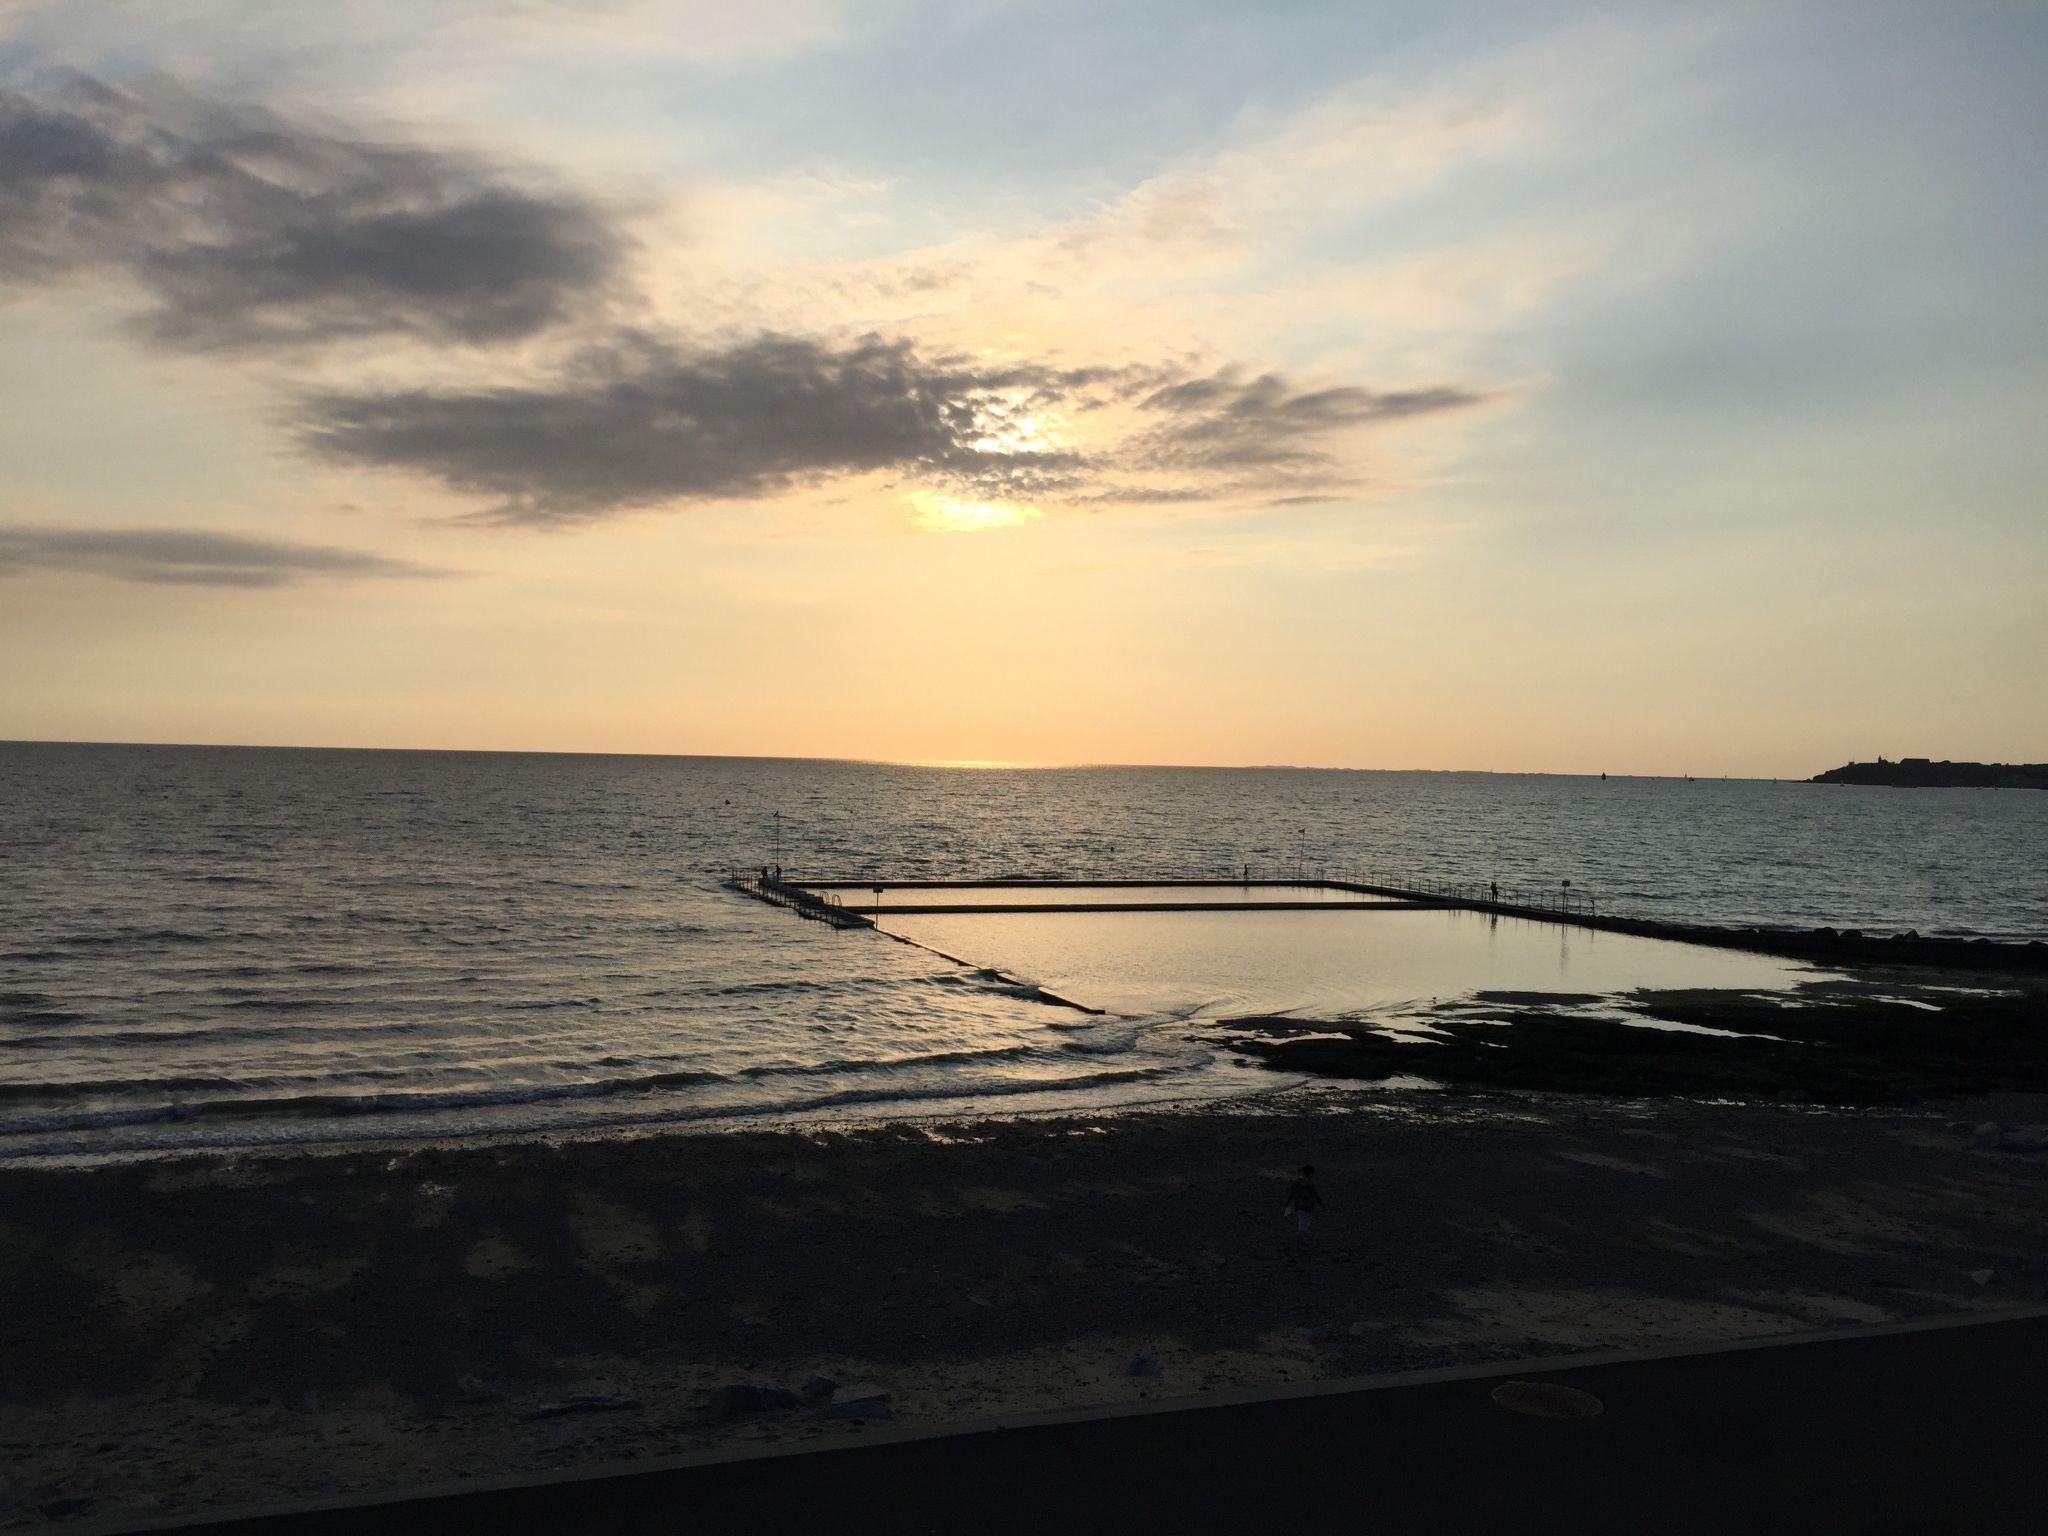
0, 525, 452, 586
675, 37, 1571, 366
1132, 371, 1484, 472
1, 0, 855, 71
471, 0, 854, 62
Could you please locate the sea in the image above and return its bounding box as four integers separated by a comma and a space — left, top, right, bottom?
3, 742, 2043, 1163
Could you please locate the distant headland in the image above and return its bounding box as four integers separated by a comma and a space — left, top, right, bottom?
1811, 757, 2048, 789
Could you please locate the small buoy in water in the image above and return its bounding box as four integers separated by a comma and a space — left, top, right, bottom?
1490, 1380, 1604, 1420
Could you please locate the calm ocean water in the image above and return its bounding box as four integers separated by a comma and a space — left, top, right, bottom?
3, 742, 2043, 1161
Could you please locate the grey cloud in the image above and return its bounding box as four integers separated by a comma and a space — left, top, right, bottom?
0, 76, 622, 351
295, 333, 1489, 521
1132, 370, 1482, 471
0, 526, 452, 587
0, 77, 1490, 525
297, 333, 1103, 523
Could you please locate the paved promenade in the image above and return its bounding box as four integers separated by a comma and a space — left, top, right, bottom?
102, 1310, 2046, 1535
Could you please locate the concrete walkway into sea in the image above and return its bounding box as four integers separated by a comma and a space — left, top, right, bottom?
786, 871, 1592, 917
804, 878, 1441, 914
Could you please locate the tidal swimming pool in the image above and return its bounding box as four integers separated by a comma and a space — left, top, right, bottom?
882, 905, 1832, 1020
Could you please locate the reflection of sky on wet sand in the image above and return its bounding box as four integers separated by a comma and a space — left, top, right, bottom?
886, 907, 1830, 1021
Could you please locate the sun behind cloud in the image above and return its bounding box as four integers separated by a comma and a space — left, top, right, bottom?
909, 491, 1041, 533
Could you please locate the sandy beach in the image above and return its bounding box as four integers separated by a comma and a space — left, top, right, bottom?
4, 1074, 2044, 1530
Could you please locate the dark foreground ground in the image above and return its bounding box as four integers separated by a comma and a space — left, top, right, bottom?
1219, 970, 2048, 1102
3, 1078, 2044, 1530
134, 1312, 2048, 1536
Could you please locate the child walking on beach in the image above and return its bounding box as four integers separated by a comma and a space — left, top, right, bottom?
1282, 1164, 1321, 1241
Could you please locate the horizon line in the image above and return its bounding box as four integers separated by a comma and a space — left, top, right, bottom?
0, 736, 1833, 781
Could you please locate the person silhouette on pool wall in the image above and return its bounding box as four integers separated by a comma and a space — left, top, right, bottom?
1283, 1164, 1321, 1242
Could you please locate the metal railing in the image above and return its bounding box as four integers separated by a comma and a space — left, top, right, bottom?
1352, 872, 1596, 918
725, 869, 873, 929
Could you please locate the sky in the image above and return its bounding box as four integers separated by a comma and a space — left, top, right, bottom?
0, 0, 2042, 775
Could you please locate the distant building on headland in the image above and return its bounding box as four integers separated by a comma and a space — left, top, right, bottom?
1811, 758, 2048, 789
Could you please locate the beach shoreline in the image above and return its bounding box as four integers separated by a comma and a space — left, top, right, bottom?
8, 961, 2040, 1172
5, 1080, 2044, 1531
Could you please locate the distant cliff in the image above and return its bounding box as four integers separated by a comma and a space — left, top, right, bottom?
1812, 759, 2048, 789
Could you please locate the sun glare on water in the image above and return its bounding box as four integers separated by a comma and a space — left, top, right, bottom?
911, 491, 1041, 533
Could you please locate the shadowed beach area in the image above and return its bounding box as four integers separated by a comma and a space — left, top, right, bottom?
4, 1064, 2044, 1529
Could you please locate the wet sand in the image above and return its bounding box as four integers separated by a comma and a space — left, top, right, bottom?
4, 1080, 2045, 1530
